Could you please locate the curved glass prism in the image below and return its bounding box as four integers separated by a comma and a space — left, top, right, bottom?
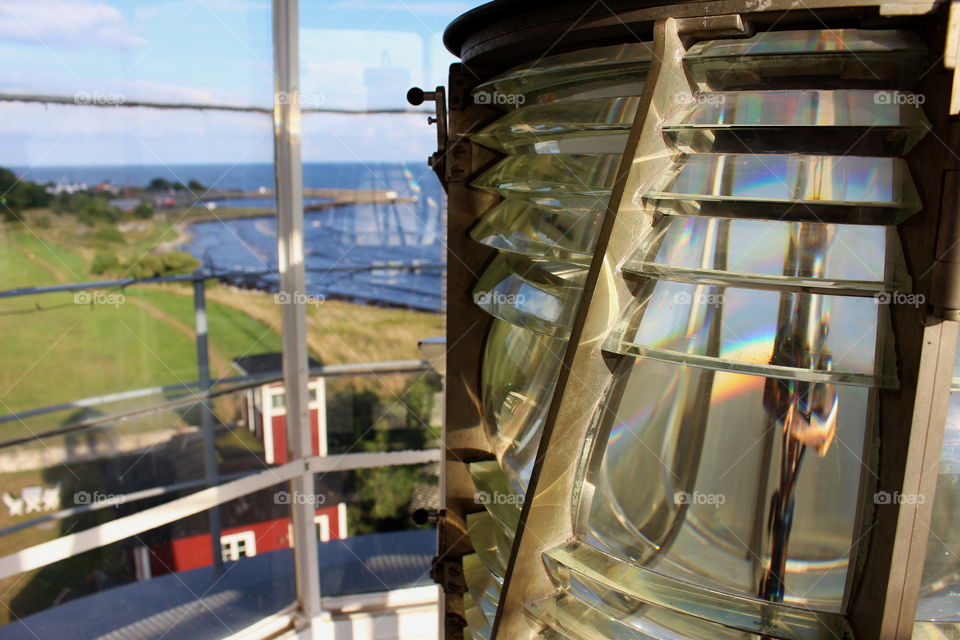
463, 593, 491, 640
473, 43, 651, 110
643, 153, 921, 225
583, 357, 870, 610
467, 510, 511, 582
473, 153, 620, 212
471, 97, 640, 154
469, 460, 523, 534
624, 216, 909, 295
482, 319, 565, 492
471, 200, 602, 264
473, 253, 587, 339
528, 591, 765, 640
463, 552, 502, 627
684, 29, 927, 91
662, 90, 931, 155
605, 280, 895, 387
543, 541, 848, 640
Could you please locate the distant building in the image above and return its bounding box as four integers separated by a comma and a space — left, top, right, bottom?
94, 181, 119, 195
46, 181, 88, 195
234, 353, 327, 464
143, 503, 348, 577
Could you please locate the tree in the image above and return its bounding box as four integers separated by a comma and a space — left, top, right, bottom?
127, 255, 163, 279
160, 251, 200, 275
90, 252, 119, 275
72, 194, 122, 226
132, 201, 154, 219
0, 167, 51, 221
147, 177, 171, 192
187, 178, 206, 193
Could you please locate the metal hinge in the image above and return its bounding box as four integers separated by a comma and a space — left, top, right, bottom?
407, 86, 447, 185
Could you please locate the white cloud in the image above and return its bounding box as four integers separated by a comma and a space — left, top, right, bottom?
0, 0, 146, 49
329, 0, 472, 17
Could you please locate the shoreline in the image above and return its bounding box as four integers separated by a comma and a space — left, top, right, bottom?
156, 209, 281, 253
156, 191, 417, 254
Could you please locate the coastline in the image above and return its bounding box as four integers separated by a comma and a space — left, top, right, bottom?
156, 209, 279, 253
157, 220, 192, 252
156, 190, 417, 254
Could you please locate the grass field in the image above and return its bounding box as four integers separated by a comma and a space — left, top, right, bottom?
0, 208, 445, 624
0, 210, 443, 437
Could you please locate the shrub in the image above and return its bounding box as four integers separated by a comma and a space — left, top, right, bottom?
95, 226, 125, 244
127, 255, 163, 279
90, 252, 119, 275
132, 202, 154, 219
160, 251, 199, 275
54, 193, 122, 226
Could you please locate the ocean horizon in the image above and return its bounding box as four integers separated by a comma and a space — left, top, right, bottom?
14, 162, 446, 312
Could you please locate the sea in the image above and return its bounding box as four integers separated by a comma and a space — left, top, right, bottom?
17, 163, 446, 312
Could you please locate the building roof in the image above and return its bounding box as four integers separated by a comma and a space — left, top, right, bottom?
232, 352, 324, 376
0, 529, 436, 640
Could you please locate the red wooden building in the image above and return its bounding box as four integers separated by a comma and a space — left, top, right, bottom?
145, 502, 348, 575
234, 354, 327, 464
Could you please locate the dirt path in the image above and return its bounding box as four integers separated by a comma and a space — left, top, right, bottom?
14, 238, 236, 378
123, 296, 233, 377
12, 243, 72, 285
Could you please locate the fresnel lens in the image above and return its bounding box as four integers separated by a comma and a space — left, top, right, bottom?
432, 5, 958, 640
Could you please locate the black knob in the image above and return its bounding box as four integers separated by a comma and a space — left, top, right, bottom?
407, 87, 425, 106
413, 508, 441, 525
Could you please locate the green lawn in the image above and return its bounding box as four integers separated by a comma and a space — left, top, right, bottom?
11, 230, 89, 280
0, 209, 446, 625
127, 287, 283, 367
0, 226, 283, 440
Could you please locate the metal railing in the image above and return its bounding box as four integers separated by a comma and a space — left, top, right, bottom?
0, 266, 439, 439
0, 265, 443, 618
0, 1, 448, 634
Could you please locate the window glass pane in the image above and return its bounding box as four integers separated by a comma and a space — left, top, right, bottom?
0, 484, 295, 635
915, 340, 960, 632
0, 0, 272, 107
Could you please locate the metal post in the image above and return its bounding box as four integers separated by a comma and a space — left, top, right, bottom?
193, 273, 224, 572
316, 377, 327, 457
272, 0, 322, 622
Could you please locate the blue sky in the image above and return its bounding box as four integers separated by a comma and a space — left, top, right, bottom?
0, 0, 478, 166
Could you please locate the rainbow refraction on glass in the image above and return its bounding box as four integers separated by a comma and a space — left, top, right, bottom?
461, 26, 933, 640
